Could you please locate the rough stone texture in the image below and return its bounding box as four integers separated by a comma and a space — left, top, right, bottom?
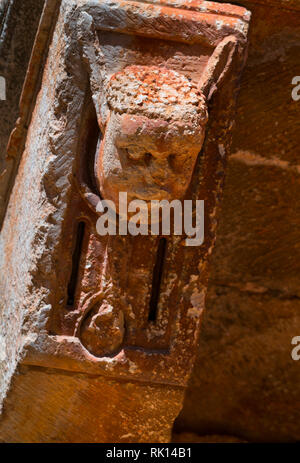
175, 0, 300, 442
1, 0, 299, 445
97, 65, 208, 209
173, 432, 247, 443
219, 0, 300, 12
0, 366, 183, 443
176, 286, 300, 442
0, 0, 45, 228
0, 0, 249, 442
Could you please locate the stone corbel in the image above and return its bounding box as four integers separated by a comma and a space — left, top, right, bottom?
0, 0, 250, 443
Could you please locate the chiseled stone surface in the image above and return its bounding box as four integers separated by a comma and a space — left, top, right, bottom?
0, 366, 183, 443
173, 432, 247, 443
176, 285, 300, 442
0, 0, 45, 228
0, 0, 250, 442
0, 0, 249, 442
1, 0, 299, 444
176, 1, 300, 442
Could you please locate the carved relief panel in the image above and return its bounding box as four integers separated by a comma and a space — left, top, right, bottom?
17, 0, 250, 386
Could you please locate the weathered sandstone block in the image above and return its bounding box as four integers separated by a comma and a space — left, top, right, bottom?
176, 1, 300, 441
0, 0, 249, 442
0, 0, 45, 228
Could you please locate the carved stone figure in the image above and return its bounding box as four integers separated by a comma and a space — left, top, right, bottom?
74, 23, 244, 358
0, 0, 250, 443
80, 64, 209, 356
98, 65, 208, 206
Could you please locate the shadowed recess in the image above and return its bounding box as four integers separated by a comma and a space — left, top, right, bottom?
148, 237, 167, 322
67, 221, 86, 307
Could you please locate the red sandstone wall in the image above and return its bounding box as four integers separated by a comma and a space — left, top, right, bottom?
1, 0, 300, 443
175, 0, 300, 442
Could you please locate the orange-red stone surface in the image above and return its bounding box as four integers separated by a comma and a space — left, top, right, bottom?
3, 0, 299, 444
175, 0, 300, 443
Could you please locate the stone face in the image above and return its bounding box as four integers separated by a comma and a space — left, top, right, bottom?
176, 0, 300, 442
0, 0, 249, 442
97, 65, 208, 208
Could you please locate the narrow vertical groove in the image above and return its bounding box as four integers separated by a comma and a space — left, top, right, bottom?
67, 221, 85, 307
148, 238, 167, 322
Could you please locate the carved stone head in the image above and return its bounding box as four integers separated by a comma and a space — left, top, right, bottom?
95, 66, 208, 210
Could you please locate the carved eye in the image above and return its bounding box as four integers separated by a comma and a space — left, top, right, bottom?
125, 147, 142, 161
144, 152, 152, 165
125, 148, 152, 164
168, 154, 176, 169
